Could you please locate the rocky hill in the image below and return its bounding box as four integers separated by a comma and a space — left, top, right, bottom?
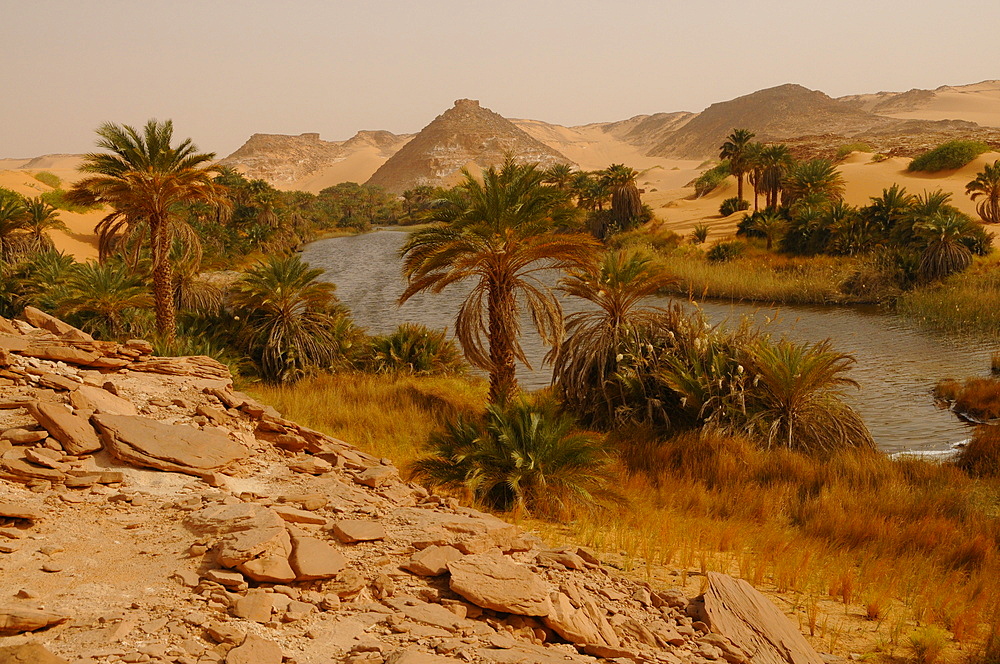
837, 80, 1000, 127
366, 99, 574, 193
1, 309, 828, 664
219, 131, 411, 188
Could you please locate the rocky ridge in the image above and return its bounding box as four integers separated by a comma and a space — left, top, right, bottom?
1, 309, 827, 664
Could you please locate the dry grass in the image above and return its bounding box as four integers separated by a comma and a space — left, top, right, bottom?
896, 254, 1000, 337
934, 377, 1000, 422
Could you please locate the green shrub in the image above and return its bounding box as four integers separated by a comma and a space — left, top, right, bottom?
719, 197, 750, 217
691, 224, 709, 244
707, 239, 746, 262
32, 171, 61, 188
39, 189, 100, 213
908, 625, 949, 664
365, 323, 466, 375
907, 140, 989, 172
835, 143, 873, 161
693, 161, 730, 198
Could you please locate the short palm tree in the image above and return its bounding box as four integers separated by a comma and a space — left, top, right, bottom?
400, 157, 598, 403
0, 193, 29, 259
232, 254, 352, 382
66, 119, 227, 343
966, 159, 1000, 224
543, 163, 576, 191
782, 159, 845, 207
602, 164, 644, 232
914, 211, 976, 282
866, 184, 914, 236
410, 398, 618, 520
22, 197, 67, 251
747, 339, 874, 453
58, 260, 154, 339
551, 250, 676, 426
719, 128, 756, 203
752, 212, 787, 251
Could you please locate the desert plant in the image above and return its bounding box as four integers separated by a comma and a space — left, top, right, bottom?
719, 197, 750, 217
719, 129, 756, 202
758, 144, 794, 209
22, 197, 67, 251
66, 119, 229, 343
707, 240, 746, 262
410, 398, 618, 519
399, 157, 598, 404
58, 260, 154, 339
914, 212, 976, 282
0, 192, 28, 259
366, 323, 466, 375
601, 164, 645, 234
966, 159, 1000, 224
908, 140, 989, 172
835, 143, 873, 161
32, 171, 61, 188
693, 162, 730, 198
781, 159, 845, 207
751, 212, 787, 251
908, 625, 949, 664
691, 224, 709, 244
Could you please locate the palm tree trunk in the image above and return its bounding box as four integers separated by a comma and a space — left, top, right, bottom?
151, 220, 176, 344
737, 173, 744, 202
487, 280, 517, 404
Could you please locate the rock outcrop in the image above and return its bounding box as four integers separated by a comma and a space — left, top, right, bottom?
366, 99, 574, 193
0, 310, 829, 664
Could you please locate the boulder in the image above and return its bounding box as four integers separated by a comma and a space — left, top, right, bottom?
288, 531, 348, 580
187, 504, 295, 583
26, 401, 101, 455
331, 520, 386, 543
0, 643, 69, 664
92, 413, 247, 476
69, 385, 138, 416
0, 606, 70, 635
402, 545, 464, 577
448, 549, 552, 617
702, 572, 824, 664
226, 633, 283, 664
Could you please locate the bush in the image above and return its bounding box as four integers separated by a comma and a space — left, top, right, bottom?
835, 143, 873, 161
365, 323, 466, 375
692, 162, 730, 198
690, 224, 709, 244
908, 625, 949, 664
39, 188, 99, 213
707, 239, 746, 262
954, 426, 1000, 477
907, 140, 989, 172
933, 377, 1000, 422
32, 171, 61, 188
719, 197, 749, 217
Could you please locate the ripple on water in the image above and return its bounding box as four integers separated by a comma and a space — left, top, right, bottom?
301, 230, 999, 453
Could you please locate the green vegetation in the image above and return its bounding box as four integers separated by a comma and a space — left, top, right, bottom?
834, 142, 873, 161
706, 239, 746, 262
690, 224, 709, 244
907, 139, 989, 172
692, 161, 730, 198
718, 196, 749, 217
719, 128, 755, 202
364, 323, 466, 375
966, 159, 1000, 224
32, 171, 61, 188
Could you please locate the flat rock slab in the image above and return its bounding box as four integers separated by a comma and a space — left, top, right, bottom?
448, 549, 552, 617
403, 545, 464, 576
0, 502, 43, 521
226, 633, 283, 664
0, 606, 70, 635
69, 385, 138, 416
26, 401, 102, 455
92, 413, 247, 475
0, 643, 69, 664
331, 519, 386, 543
289, 532, 347, 580
22, 346, 100, 366
21, 306, 93, 341
702, 571, 824, 664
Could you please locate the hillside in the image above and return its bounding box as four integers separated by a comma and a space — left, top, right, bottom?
366, 99, 573, 193
838, 80, 1000, 127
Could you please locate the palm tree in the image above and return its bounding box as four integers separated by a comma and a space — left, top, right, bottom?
551, 250, 676, 426
543, 163, 576, 191
400, 158, 598, 404
866, 184, 914, 236
66, 119, 227, 343
752, 212, 787, 251
914, 211, 976, 282
601, 164, 643, 234
0, 193, 28, 259
719, 128, 756, 203
23, 197, 67, 251
758, 144, 794, 210
58, 260, 154, 338
410, 397, 617, 520
747, 339, 874, 453
232, 254, 353, 382
781, 159, 845, 207
966, 159, 1000, 224
745, 142, 766, 211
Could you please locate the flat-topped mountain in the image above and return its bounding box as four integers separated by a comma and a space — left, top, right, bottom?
366, 99, 573, 193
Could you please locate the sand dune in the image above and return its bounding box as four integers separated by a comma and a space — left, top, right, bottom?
1, 169, 101, 261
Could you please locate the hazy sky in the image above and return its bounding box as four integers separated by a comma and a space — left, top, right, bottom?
3, 0, 999, 158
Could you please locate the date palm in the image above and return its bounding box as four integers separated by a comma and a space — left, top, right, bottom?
914, 211, 976, 282
758, 144, 794, 210
543, 163, 576, 192
66, 119, 227, 343
966, 159, 1000, 224
782, 159, 845, 207
0, 193, 29, 259
400, 158, 598, 404
551, 250, 676, 427
58, 260, 154, 339
719, 128, 756, 202
601, 164, 643, 233
23, 197, 67, 251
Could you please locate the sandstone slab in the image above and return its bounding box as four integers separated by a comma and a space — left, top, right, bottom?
0, 606, 69, 635
21, 306, 93, 341
289, 531, 347, 580
26, 401, 101, 455
22, 346, 100, 366
402, 545, 463, 576
187, 504, 295, 582
92, 413, 247, 475
0, 643, 69, 664
331, 519, 386, 543
226, 633, 283, 664
69, 385, 138, 416
448, 549, 551, 616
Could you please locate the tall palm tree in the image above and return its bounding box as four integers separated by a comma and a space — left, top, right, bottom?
745, 142, 766, 212
719, 128, 756, 203
400, 158, 598, 404
758, 144, 794, 210
23, 197, 67, 251
66, 119, 227, 343
781, 159, 845, 207
601, 164, 643, 233
0, 193, 28, 259
232, 254, 352, 383
966, 159, 1000, 225
551, 250, 675, 427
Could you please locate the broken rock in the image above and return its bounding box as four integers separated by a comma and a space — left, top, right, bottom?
448, 549, 552, 617
0, 605, 70, 635
26, 401, 102, 455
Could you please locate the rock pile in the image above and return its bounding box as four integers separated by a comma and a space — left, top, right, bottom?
0, 311, 826, 664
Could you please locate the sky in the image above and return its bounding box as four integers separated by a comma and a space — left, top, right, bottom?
3, 0, 999, 158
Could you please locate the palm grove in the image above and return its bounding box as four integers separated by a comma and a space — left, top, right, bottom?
3, 118, 995, 520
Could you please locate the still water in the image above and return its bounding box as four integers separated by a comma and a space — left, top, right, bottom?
302, 229, 999, 454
